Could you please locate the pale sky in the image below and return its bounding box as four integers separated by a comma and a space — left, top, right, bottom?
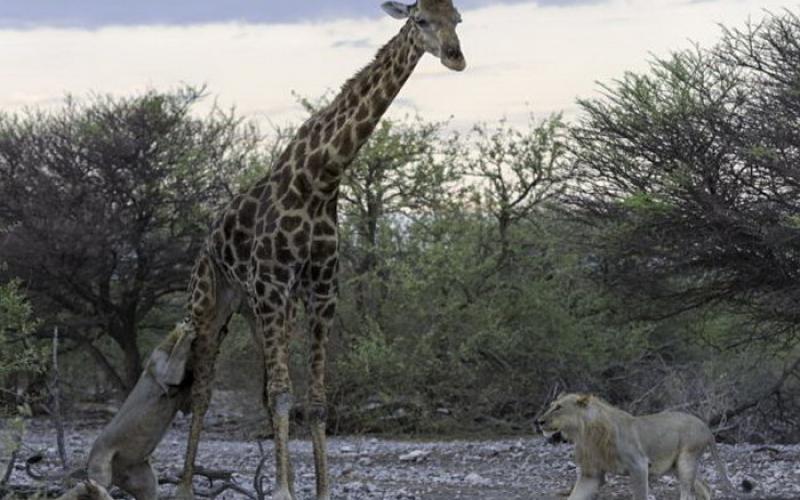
0, 1, 796, 129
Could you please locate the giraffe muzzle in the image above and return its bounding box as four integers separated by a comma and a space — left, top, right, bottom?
442, 46, 466, 71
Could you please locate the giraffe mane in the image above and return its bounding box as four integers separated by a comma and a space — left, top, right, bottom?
336, 21, 415, 99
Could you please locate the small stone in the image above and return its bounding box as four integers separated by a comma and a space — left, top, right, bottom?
399, 449, 430, 462
465, 472, 490, 486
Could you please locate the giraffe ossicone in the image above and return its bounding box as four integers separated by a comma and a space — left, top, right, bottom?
176, 2, 467, 499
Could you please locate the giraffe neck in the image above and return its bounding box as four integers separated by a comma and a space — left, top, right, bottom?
271, 21, 425, 197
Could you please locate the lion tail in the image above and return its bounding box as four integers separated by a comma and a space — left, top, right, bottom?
709, 439, 739, 495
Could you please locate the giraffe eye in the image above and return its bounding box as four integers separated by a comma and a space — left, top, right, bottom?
415, 17, 430, 28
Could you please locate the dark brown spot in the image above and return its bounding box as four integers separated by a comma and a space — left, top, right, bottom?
239, 200, 257, 229
336, 124, 353, 158
276, 246, 294, 264
250, 183, 266, 200
224, 245, 235, 265
277, 169, 293, 195
321, 302, 336, 319
297, 124, 310, 140
315, 281, 332, 295
294, 173, 312, 198
325, 200, 337, 220
282, 190, 304, 210
311, 239, 337, 258
223, 213, 236, 238
265, 206, 280, 225
293, 231, 309, 248
294, 141, 306, 162
280, 215, 303, 232
275, 231, 289, 250
306, 152, 324, 177
236, 264, 248, 278
323, 121, 335, 144
255, 242, 272, 260
315, 221, 336, 237
372, 97, 388, 118
273, 266, 290, 283
233, 230, 251, 261
356, 122, 373, 142
296, 244, 309, 260
355, 105, 369, 121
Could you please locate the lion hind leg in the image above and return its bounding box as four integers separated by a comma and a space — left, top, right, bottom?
118, 461, 158, 500
694, 478, 712, 500
676, 451, 701, 500
86, 446, 114, 489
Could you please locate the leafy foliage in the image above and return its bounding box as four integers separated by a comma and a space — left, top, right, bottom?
0, 87, 262, 391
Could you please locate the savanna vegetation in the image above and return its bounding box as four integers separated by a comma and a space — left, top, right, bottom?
1, 9, 798, 446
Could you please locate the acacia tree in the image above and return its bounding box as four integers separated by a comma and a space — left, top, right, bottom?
0, 88, 262, 392
459, 115, 569, 276
337, 117, 460, 319
570, 10, 800, 338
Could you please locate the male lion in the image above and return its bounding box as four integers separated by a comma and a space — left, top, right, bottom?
536, 393, 737, 500
59, 323, 196, 500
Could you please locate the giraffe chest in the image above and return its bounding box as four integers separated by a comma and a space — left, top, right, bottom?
240, 198, 339, 291
209, 178, 340, 293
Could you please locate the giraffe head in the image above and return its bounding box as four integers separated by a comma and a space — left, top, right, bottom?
382, 0, 467, 71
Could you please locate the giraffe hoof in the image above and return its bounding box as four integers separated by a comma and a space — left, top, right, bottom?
175, 482, 196, 500
272, 488, 295, 500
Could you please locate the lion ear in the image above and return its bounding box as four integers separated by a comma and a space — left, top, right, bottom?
576, 394, 591, 407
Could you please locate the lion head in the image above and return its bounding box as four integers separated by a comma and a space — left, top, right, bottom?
536, 393, 592, 440
536, 393, 619, 472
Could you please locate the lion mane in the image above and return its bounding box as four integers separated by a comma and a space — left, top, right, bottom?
570, 397, 620, 474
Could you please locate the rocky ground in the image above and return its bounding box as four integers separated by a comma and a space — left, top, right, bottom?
5, 414, 799, 500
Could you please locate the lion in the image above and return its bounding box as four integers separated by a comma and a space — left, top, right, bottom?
536, 393, 738, 500
59, 322, 196, 500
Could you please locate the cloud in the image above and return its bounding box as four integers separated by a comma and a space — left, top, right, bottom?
332, 38, 374, 49
0, 0, 791, 131
0, 1, 614, 29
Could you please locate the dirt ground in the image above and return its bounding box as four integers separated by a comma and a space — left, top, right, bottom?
6, 410, 800, 500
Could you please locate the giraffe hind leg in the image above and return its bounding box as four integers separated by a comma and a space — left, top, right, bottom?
177, 255, 237, 500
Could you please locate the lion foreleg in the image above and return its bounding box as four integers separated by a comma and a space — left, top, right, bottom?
568, 470, 602, 500
629, 458, 649, 500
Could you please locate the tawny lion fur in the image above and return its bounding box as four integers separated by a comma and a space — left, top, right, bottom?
58, 323, 196, 500
537, 393, 739, 500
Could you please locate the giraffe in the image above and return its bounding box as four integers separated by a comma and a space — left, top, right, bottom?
176, 2, 466, 499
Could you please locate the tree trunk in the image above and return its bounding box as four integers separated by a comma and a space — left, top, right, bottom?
80, 338, 128, 394
109, 320, 143, 394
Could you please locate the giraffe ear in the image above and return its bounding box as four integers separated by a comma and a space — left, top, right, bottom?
382, 2, 412, 19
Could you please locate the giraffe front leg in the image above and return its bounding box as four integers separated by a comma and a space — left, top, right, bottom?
177, 326, 221, 500
253, 286, 296, 500
305, 290, 335, 500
